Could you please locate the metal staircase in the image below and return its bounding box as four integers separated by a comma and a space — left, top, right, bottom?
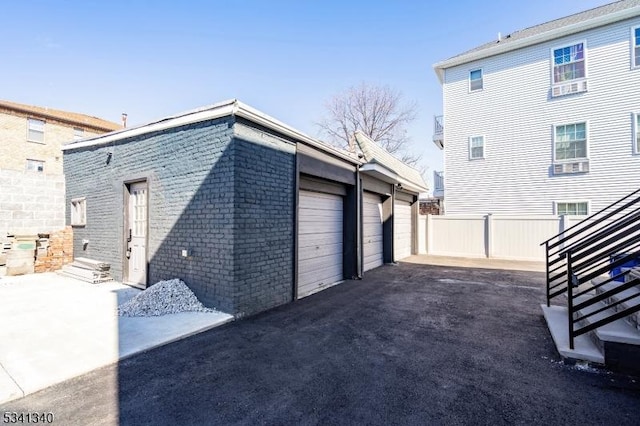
541, 188, 640, 372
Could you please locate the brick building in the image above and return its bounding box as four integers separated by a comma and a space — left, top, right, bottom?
63, 99, 427, 316
0, 100, 120, 236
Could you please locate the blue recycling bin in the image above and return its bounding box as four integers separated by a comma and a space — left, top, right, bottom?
610, 253, 640, 282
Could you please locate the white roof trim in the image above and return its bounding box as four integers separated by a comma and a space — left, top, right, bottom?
360, 162, 400, 183
433, 5, 640, 83
62, 99, 360, 164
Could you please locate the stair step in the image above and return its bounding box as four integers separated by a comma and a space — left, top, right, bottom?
574, 296, 640, 345
593, 279, 640, 330
541, 304, 604, 364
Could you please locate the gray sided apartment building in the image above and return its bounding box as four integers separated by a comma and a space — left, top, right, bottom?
63, 100, 427, 317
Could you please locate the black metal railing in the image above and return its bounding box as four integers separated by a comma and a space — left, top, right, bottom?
541, 188, 640, 349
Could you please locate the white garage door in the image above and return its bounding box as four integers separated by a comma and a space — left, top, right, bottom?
394, 200, 413, 260
298, 190, 344, 298
363, 192, 384, 272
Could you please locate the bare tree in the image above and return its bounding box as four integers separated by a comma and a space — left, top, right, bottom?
317, 82, 420, 166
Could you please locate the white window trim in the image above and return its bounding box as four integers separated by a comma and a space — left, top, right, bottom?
552, 121, 590, 163
468, 68, 483, 93
634, 112, 640, 154
554, 200, 590, 217
550, 39, 588, 85
632, 25, 640, 70
468, 135, 485, 160
71, 197, 87, 227
27, 117, 46, 144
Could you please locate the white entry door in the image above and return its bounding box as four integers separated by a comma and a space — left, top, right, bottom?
363, 192, 384, 272
126, 181, 148, 287
394, 200, 412, 260
297, 190, 344, 298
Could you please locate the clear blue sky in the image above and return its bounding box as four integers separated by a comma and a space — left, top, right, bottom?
1, 0, 611, 192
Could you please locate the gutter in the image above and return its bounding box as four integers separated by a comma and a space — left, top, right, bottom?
433, 5, 640, 83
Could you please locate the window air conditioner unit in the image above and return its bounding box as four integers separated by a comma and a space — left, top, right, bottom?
553, 161, 589, 175
551, 80, 588, 98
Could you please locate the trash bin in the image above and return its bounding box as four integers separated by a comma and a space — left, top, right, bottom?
610, 253, 640, 282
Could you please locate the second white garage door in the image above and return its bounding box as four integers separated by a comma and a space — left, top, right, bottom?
394, 200, 413, 260
363, 192, 384, 272
298, 190, 344, 298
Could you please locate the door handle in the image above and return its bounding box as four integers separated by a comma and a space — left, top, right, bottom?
127, 229, 132, 243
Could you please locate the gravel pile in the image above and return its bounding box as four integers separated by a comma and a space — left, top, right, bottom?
118, 278, 214, 317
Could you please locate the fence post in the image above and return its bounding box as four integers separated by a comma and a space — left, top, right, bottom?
559, 214, 567, 251
426, 213, 433, 254
485, 213, 493, 258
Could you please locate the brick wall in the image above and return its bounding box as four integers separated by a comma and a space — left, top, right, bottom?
232, 122, 296, 316
34, 226, 73, 272
0, 111, 102, 175
63, 117, 298, 316
64, 118, 237, 312
0, 169, 65, 235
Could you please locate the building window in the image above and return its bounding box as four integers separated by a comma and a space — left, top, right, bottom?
635, 113, 640, 153
27, 118, 45, 143
73, 127, 84, 141
469, 69, 483, 91
556, 201, 588, 216
469, 136, 485, 159
553, 42, 585, 83
634, 27, 640, 68
26, 159, 44, 172
71, 198, 86, 226
555, 122, 587, 160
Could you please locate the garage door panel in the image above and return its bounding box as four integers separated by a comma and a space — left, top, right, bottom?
363, 192, 384, 272
297, 190, 344, 299
394, 200, 412, 260
298, 242, 343, 260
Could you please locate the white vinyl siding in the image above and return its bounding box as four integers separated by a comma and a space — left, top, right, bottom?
442, 16, 640, 215
27, 118, 45, 143
635, 113, 640, 153
469, 136, 485, 159
554, 122, 587, 161
469, 69, 483, 92
394, 200, 412, 260
556, 201, 589, 216
362, 192, 384, 272
297, 191, 343, 298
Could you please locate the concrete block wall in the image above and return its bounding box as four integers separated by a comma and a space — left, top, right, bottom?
0, 169, 65, 235
232, 122, 296, 316
0, 111, 102, 175
64, 118, 237, 312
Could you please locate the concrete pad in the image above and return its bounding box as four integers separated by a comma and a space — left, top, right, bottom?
0, 272, 233, 404
404, 254, 546, 272
541, 304, 604, 364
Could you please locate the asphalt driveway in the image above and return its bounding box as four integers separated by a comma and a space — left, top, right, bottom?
2, 261, 639, 425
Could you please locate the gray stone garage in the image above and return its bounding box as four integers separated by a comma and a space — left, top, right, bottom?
63, 100, 427, 316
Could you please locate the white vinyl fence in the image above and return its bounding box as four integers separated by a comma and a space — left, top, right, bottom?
417, 214, 594, 262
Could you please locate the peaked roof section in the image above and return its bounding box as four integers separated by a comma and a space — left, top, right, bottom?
433, 0, 640, 82
0, 99, 122, 132
62, 99, 360, 164
354, 131, 428, 193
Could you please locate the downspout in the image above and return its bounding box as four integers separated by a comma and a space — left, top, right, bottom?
355, 165, 363, 279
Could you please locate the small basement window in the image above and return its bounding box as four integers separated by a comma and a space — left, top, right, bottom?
26, 159, 44, 172
71, 197, 86, 226
556, 201, 588, 216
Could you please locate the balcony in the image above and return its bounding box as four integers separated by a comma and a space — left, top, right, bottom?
433, 170, 444, 199
433, 115, 444, 149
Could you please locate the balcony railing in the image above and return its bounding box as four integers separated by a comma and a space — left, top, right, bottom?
433, 115, 444, 149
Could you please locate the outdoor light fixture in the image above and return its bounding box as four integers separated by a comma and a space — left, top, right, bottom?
106, 152, 113, 165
